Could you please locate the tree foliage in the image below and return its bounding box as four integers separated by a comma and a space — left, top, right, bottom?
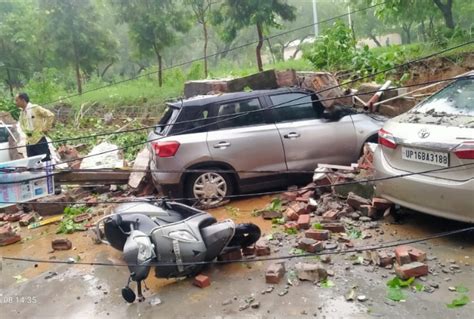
112, 0, 191, 87
213, 0, 296, 71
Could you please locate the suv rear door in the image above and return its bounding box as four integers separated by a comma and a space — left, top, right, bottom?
268, 92, 357, 170
206, 97, 287, 187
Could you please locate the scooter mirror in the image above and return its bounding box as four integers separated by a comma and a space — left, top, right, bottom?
122, 286, 136, 303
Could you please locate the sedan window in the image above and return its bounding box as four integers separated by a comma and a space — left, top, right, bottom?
270, 93, 324, 123
412, 78, 474, 116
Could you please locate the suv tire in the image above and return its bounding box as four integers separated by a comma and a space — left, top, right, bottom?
184, 168, 234, 208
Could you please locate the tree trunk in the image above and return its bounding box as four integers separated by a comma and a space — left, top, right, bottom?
6, 68, 13, 97
157, 53, 163, 87
101, 62, 114, 79
266, 38, 276, 65
402, 23, 412, 44
433, 0, 455, 29
420, 20, 427, 42
74, 62, 82, 95
369, 34, 382, 47
203, 21, 209, 78
256, 22, 264, 72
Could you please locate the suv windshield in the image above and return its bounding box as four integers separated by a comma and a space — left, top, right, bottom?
411, 77, 474, 116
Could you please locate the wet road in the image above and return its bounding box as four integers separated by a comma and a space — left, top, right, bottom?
1, 197, 473, 318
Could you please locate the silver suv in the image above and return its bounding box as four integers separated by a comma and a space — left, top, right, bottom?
148, 88, 385, 207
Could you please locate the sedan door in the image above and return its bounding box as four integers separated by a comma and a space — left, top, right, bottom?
268, 92, 358, 171
206, 97, 287, 188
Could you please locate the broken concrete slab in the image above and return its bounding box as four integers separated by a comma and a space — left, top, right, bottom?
128, 147, 150, 189
265, 262, 286, 284
294, 262, 328, 282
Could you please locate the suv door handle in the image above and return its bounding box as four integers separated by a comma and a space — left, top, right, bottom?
284, 132, 300, 139
213, 141, 231, 149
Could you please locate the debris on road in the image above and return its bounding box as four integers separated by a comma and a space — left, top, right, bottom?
193, 274, 211, 288
0, 223, 21, 246
51, 238, 72, 251
266, 263, 286, 284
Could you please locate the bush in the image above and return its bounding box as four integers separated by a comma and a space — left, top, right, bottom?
0, 95, 19, 120
304, 20, 356, 71
23, 68, 66, 104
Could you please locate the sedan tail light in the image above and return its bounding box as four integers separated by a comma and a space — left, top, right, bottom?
151, 141, 180, 158
378, 129, 397, 149
453, 141, 474, 159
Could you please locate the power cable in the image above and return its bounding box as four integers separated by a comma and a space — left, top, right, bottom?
2, 226, 473, 267
0, 75, 464, 152
0, 162, 472, 202
41, 2, 387, 106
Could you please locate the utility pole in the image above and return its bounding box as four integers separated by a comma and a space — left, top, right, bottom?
312, 0, 319, 37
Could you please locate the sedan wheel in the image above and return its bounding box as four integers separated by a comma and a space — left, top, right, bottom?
190, 171, 231, 208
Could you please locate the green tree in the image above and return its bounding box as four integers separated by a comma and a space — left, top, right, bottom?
185, 0, 218, 78
214, 0, 296, 72
0, 1, 35, 96
39, 0, 117, 95
112, 0, 191, 87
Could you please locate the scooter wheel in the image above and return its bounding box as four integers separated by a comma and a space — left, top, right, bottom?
122, 287, 136, 303
228, 223, 261, 248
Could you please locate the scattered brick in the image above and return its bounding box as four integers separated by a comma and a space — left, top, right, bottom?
5, 212, 23, 222
262, 211, 282, 220
295, 197, 309, 203
322, 223, 345, 233
298, 238, 323, 253
281, 191, 298, 202
193, 274, 211, 288
297, 214, 311, 229
19, 213, 36, 227
408, 247, 427, 262
0, 213, 5, 221
377, 251, 395, 267
346, 192, 371, 210
52, 239, 72, 250
32, 194, 71, 216
265, 262, 286, 284
395, 262, 429, 279
395, 246, 411, 265
322, 209, 339, 221
0, 224, 21, 246
218, 249, 243, 261
73, 213, 92, 224
372, 197, 393, 210
284, 221, 298, 231
305, 229, 330, 241
242, 245, 256, 256
255, 240, 271, 256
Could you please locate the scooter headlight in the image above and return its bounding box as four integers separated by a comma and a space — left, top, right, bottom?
133, 235, 154, 263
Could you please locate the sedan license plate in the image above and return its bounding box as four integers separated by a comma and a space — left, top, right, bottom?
402, 147, 449, 167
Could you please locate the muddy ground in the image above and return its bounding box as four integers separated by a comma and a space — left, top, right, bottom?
1, 196, 473, 319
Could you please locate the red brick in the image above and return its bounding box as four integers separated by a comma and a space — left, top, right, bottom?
265, 263, 286, 284
346, 193, 371, 210
0, 224, 21, 246
295, 197, 309, 203
305, 229, 330, 241
19, 213, 36, 227
32, 194, 71, 216
242, 245, 256, 256
408, 247, 426, 262
0, 205, 20, 215
322, 209, 339, 221
298, 238, 324, 253
0, 213, 6, 221
322, 223, 345, 233
52, 239, 72, 250
261, 211, 282, 220
218, 249, 243, 261
395, 262, 428, 279
377, 251, 395, 267
297, 214, 311, 229
297, 190, 314, 200
344, 241, 354, 249
5, 212, 22, 222
193, 274, 211, 288
372, 197, 393, 210
281, 191, 298, 202
284, 221, 298, 231
394, 246, 411, 265
285, 208, 299, 221
73, 213, 91, 223
255, 240, 271, 256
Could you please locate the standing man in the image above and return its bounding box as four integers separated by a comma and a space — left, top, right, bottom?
15, 93, 55, 161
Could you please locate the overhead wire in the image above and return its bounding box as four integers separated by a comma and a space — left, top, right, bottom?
0, 75, 464, 152
2, 226, 473, 267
